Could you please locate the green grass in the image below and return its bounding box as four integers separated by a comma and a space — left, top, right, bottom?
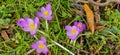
0, 0, 120, 55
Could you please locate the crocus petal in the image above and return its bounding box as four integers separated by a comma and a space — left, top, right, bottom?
36, 12, 43, 18
16, 18, 27, 27
74, 21, 78, 26
72, 26, 79, 34
66, 30, 78, 37
46, 3, 51, 10
31, 37, 48, 54
36, 40, 42, 45
36, 49, 42, 53
82, 23, 86, 30
47, 16, 52, 20
30, 30, 36, 36
34, 17, 39, 24
74, 21, 86, 32
66, 31, 73, 37
36, 12, 41, 17
31, 43, 38, 49
69, 36, 76, 40
48, 10, 52, 16
22, 26, 31, 32
41, 7, 46, 12
34, 24, 38, 30
41, 36, 46, 44
25, 17, 34, 24
65, 26, 71, 31
42, 48, 48, 54
34, 17, 39, 28
65, 26, 80, 40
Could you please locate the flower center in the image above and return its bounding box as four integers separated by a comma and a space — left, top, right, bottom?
78, 23, 82, 28
72, 29, 77, 35
38, 44, 45, 49
44, 10, 49, 16
28, 23, 35, 30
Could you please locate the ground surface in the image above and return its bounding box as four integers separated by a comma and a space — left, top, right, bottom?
0, 0, 120, 55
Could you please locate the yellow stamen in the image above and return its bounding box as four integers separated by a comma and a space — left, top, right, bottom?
28, 23, 35, 30
72, 29, 77, 35
78, 23, 82, 28
44, 10, 49, 16
38, 44, 45, 49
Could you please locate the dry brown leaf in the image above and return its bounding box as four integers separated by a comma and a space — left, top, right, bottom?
83, 4, 95, 35
1, 30, 10, 40
95, 25, 105, 30
2, 25, 9, 29
9, 24, 15, 28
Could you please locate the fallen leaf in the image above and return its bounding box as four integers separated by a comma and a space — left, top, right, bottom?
2, 25, 9, 29
95, 25, 105, 30
1, 30, 10, 40
83, 4, 95, 35
1, 23, 14, 37
9, 23, 15, 28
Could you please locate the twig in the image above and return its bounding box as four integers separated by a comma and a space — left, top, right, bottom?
51, 40, 75, 55
88, 0, 120, 6
77, 49, 80, 55
76, 0, 120, 6
71, 3, 83, 10
76, 0, 89, 3
93, 0, 101, 23
111, 0, 120, 4
94, 43, 104, 55
88, 0, 110, 6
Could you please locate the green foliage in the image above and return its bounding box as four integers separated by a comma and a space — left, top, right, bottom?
0, 0, 120, 55
0, 19, 11, 25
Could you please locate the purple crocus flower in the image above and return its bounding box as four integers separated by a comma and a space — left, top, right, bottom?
16, 17, 39, 36
31, 36, 48, 54
36, 3, 52, 20
74, 21, 86, 32
65, 26, 80, 40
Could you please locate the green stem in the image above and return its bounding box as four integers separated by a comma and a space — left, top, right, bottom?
47, 44, 55, 47
70, 40, 73, 44
37, 30, 49, 36
37, 30, 51, 40
73, 39, 76, 46
45, 20, 48, 31
26, 49, 35, 54
34, 35, 38, 40
51, 40, 75, 55
37, 30, 46, 35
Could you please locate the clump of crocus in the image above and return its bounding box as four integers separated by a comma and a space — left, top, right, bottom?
65, 21, 86, 40
36, 3, 52, 20
31, 36, 48, 54
16, 17, 39, 36
65, 26, 80, 40
74, 21, 86, 32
